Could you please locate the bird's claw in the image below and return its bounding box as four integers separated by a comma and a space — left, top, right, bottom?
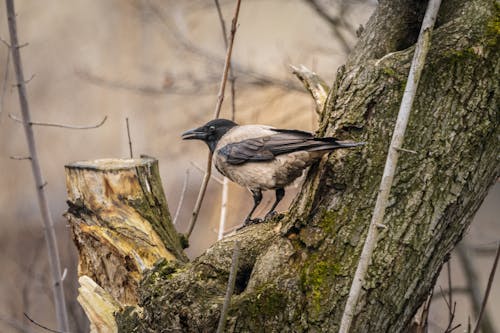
244, 217, 263, 226
236, 218, 263, 231
264, 210, 278, 220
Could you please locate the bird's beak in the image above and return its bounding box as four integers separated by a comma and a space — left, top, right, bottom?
181, 127, 207, 141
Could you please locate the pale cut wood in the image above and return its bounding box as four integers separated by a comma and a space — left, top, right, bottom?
77, 275, 120, 333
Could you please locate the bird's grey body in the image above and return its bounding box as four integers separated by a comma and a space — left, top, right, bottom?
182, 119, 364, 226
214, 125, 318, 191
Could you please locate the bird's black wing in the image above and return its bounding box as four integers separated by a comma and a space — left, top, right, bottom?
218, 129, 343, 165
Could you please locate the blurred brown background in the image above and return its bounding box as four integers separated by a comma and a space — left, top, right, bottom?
0, 1, 497, 332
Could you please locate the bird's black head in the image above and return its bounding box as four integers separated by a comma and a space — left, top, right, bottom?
182, 118, 238, 152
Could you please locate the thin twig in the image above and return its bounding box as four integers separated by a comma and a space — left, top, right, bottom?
5, 0, 70, 331
0, 48, 10, 119
147, 2, 302, 93
190, 161, 224, 184
76, 68, 216, 96
447, 260, 453, 327
432, 286, 469, 299
338, 2, 442, 332
214, 0, 237, 240
186, 0, 242, 239
447, 324, 462, 333
23, 313, 65, 333
187, 154, 213, 238
456, 243, 496, 333
303, 0, 352, 54
214, 0, 237, 120
9, 113, 107, 129
472, 242, 500, 333
173, 169, 190, 225
214, 0, 229, 48
420, 290, 433, 333
212, 0, 241, 119
472, 243, 500, 256
126, 117, 133, 158
10, 155, 31, 160
0, 36, 10, 47
216, 241, 241, 333
440, 293, 457, 333
14, 72, 34, 85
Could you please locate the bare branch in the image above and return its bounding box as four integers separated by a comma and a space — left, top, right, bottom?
457, 243, 496, 333
214, 0, 229, 48
173, 169, 190, 225
187, 155, 213, 238
23, 313, 65, 333
12, 72, 34, 86
186, 0, 242, 239
437, 283, 461, 333
0, 36, 11, 47
338, 2, 442, 332
447, 324, 462, 333
447, 260, 453, 328
212, 0, 241, 119
10, 155, 31, 160
216, 241, 241, 333
432, 286, 469, 299
420, 291, 433, 333
214, 0, 238, 240
0, 48, 10, 119
303, 0, 352, 54
9, 113, 107, 129
214, 0, 237, 120
471, 243, 500, 256
190, 161, 224, 184
4, 0, 69, 330
76, 69, 216, 96
146, 2, 302, 93
473, 242, 500, 333
126, 117, 133, 158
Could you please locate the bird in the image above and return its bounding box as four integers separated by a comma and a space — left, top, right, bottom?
182, 118, 365, 226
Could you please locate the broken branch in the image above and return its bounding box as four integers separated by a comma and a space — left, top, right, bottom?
9, 113, 107, 129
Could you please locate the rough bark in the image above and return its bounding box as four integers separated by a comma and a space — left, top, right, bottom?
66, 0, 499, 332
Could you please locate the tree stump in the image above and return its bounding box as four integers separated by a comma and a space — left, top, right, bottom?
64, 158, 187, 313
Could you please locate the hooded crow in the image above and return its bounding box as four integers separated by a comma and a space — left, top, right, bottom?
182, 119, 364, 226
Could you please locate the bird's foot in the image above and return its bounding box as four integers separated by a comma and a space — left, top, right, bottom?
245, 217, 263, 226
236, 218, 263, 231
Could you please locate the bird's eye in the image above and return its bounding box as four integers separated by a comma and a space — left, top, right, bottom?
209, 126, 216, 132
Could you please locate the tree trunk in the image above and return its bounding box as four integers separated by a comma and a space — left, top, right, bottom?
66, 0, 499, 332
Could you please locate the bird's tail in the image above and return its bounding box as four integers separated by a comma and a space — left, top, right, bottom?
331, 140, 367, 148
308, 138, 366, 151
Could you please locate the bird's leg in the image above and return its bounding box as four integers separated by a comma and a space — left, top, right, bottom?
264, 188, 285, 220
243, 189, 262, 225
